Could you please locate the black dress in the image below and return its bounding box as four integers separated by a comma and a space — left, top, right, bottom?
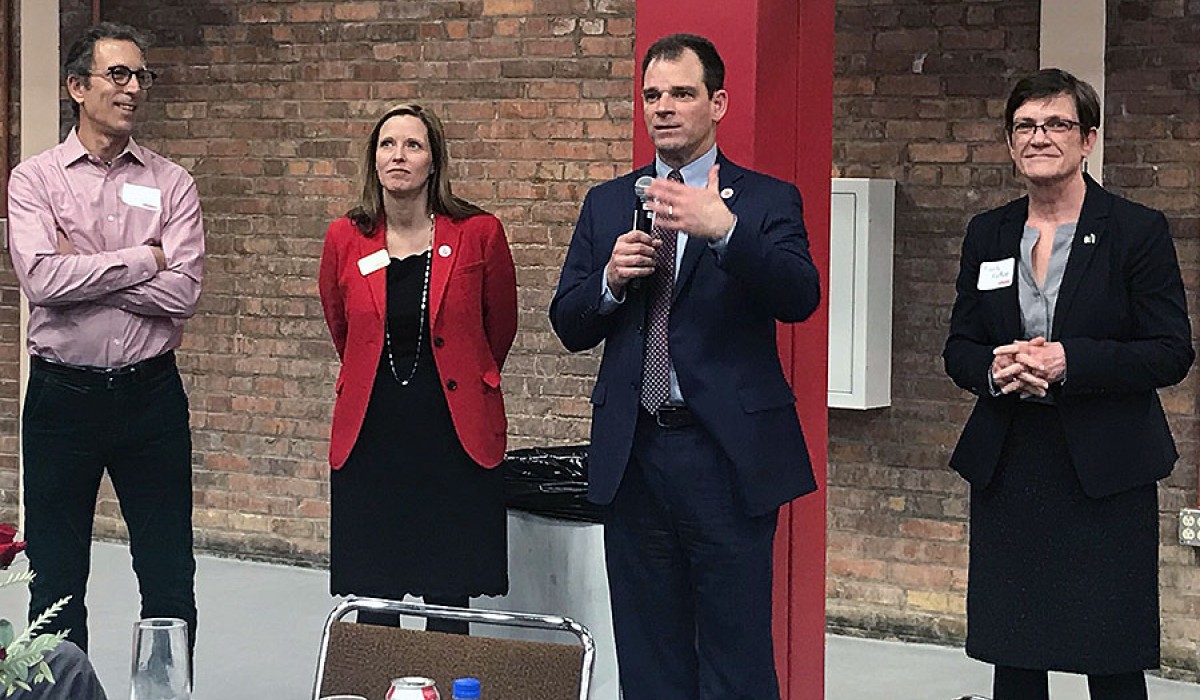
966, 402, 1159, 674
330, 252, 508, 599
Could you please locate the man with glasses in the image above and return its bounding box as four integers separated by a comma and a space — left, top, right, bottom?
7, 22, 203, 655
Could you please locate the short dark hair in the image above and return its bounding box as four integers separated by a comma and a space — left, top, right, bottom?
1004, 68, 1101, 137
641, 33, 725, 97
64, 22, 152, 119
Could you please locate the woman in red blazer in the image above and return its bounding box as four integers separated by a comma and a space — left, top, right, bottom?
318, 103, 517, 632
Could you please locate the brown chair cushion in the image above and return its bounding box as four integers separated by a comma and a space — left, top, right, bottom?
319, 621, 584, 700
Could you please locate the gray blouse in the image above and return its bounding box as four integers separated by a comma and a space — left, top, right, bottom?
1016, 221, 1076, 402
1018, 222, 1076, 340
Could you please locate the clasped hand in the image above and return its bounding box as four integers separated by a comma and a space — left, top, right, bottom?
991, 336, 1066, 397
605, 165, 735, 296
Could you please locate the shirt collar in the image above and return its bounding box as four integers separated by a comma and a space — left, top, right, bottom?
655, 144, 718, 186
62, 128, 145, 167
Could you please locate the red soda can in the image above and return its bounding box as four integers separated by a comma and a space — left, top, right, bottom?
386, 677, 440, 700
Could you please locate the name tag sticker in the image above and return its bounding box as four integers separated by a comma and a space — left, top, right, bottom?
977, 258, 1015, 291
357, 249, 390, 276
120, 183, 161, 211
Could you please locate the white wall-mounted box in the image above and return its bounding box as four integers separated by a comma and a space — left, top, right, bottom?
828, 178, 895, 409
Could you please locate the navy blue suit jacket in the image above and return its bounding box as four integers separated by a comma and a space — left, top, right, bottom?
943, 175, 1194, 498
550, 155, 821, 516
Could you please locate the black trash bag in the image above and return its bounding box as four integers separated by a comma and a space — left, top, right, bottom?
501, 445, 604, 523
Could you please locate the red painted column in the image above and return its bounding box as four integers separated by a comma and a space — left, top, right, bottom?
633, 3, 833, 700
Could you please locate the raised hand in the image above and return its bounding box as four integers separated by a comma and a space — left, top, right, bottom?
643, 164, 735, 240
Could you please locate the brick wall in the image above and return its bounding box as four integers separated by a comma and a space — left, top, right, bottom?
828, 0, 1200, 680
1103, 0, 1200, 677
66, 0, 637, 561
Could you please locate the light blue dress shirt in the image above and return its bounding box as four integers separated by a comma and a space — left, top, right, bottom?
599, 145, 736, 405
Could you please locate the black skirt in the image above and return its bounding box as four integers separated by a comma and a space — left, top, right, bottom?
329, 253, 508, 599
966, 401, 1159, 674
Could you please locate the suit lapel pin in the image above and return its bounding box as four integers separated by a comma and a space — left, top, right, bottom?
1082, 233, 1096, 245
438, 244, 453, 258
720, 187, 734, 200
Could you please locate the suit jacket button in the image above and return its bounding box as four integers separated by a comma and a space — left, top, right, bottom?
446, 379, 458, 391
433, 337, 445, 348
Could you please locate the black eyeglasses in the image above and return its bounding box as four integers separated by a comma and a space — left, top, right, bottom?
1011, 118, 1080, 138
89, 65, 158, 89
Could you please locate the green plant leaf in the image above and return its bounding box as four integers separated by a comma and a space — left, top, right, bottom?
31, 659, 53, 685
11, 596, 69, 649
0, 572, 34, 590
0, 574, 68, 695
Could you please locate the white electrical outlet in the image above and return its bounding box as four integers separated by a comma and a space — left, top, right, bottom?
1179, 508, 1200, 547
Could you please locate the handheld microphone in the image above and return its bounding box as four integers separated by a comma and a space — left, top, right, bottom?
633, 175, 654, 233
630, 176, 655, 292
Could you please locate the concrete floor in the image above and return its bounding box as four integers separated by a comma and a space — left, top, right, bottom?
0, 542, 1195, 699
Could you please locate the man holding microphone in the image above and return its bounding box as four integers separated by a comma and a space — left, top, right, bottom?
551, 33, 821, 700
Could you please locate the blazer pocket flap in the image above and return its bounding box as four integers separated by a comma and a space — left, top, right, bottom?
456, 259, 485, 275
590, 382, 607, 406
738, 384, 796, 413
482, 368, 502, 388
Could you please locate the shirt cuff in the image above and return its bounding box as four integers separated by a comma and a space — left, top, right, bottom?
708, 214, 736, 256
126, 245, 161, 283
599, 266, 623, 315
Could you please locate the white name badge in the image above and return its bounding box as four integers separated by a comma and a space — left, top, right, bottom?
977, 258, 1015, 291
120, 183, 162, 211
357, 249, 390, 276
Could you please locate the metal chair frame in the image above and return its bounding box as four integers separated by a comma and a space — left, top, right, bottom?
312, 596, 595, 700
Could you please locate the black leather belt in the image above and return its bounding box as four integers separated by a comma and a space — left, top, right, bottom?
32, 351, 176, 386
644, 404, 696, 429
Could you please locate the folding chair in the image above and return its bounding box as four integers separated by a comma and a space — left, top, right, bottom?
312, 596, 595, 700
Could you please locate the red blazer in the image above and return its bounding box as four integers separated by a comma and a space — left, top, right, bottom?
319, 213, 518, 469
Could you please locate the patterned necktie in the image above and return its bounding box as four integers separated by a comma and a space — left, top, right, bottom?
640, 169, 684, 412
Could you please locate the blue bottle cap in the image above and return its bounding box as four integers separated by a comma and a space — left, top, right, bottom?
452, 677, 481, 699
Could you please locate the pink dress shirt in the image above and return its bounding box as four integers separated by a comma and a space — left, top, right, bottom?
7, 130, 204, 367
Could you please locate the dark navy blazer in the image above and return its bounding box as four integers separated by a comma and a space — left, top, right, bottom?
944, 175, 1194, 498
550, 154, 821, 516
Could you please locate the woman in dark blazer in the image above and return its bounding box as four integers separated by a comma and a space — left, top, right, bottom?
319, 103, 517, 632
943, 70, 1193, 700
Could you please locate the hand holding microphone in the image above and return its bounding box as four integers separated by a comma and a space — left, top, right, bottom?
604, 176, 661, 297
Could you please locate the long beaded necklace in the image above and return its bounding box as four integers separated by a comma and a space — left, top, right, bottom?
384, 213, 434, 387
